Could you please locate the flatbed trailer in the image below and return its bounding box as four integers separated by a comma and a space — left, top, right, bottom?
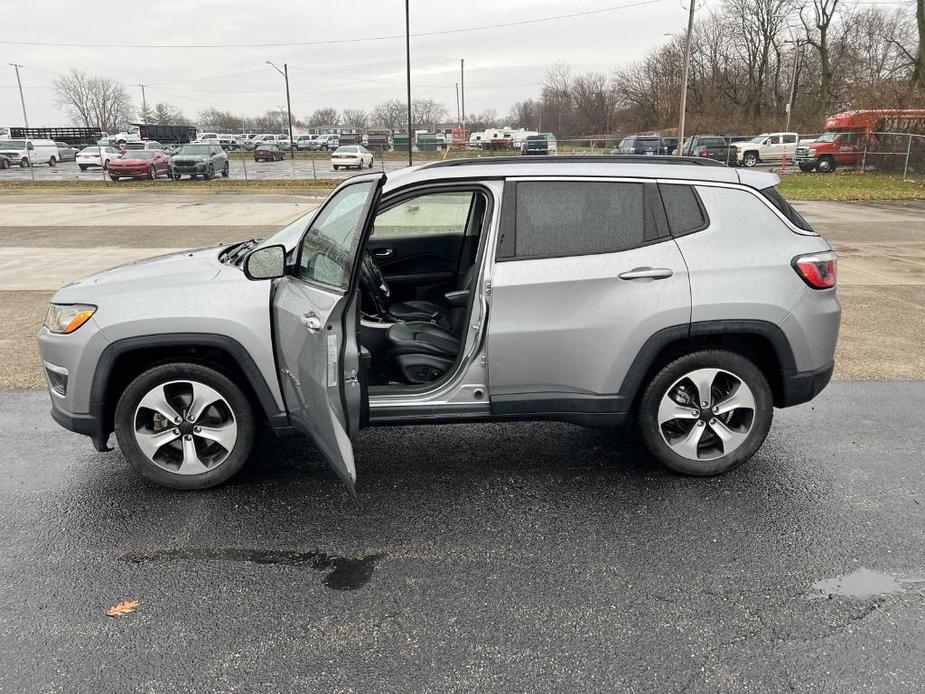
9, 127, 102, 146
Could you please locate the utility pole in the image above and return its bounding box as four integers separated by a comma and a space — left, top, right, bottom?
9, 63, 28, 127
455, 82, 460, 129
460, 58, 466, 132
784, 41, 801, 132
404, 0, 413, 166
137, 84, 148, 123
266, 61, 295, 159
675, 0, 696, 156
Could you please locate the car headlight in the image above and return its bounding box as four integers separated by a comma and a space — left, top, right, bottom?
44, 303, 97, 334
808, 147, 817, 155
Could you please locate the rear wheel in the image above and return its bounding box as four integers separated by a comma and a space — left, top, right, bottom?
637, 350, 773, 476
148, 165, 156, 180
205, 164, 215, 180
221, 161, 229, 177
79, 165, 88, 171
0, 158, 8, 170
114, 362, 256, 490
109, 175, 119, 181
19, 158, 28, 168
48, 157, 57, 167
742, 151, 759, 167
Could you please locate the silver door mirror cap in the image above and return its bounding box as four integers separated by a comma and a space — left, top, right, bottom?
243, 244, 286, 280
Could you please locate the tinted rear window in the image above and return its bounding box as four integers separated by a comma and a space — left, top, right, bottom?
760, 186, 813, 232
514, 181, 646, 257
659, 184, 706, 235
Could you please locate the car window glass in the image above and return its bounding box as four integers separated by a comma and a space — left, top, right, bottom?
373, 191, 474, 239
515, 181, 646, 258
759, 186, 814, 232
659, 184, 706, 235
298, 181, 375, 288
783, 134, 797, 144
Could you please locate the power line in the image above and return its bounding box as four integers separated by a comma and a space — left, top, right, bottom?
0, 0, 665, 49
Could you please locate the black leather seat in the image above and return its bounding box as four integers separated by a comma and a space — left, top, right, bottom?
388, 264, 477, 330
387, 321, 460, 384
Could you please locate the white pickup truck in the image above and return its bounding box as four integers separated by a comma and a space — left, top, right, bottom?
731, 132, 800, 167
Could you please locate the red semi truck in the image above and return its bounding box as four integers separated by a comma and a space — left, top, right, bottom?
796, 109, 925, 173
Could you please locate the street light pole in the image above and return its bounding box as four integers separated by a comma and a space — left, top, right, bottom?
137, 84, 148, 123
267, 60, 295, 160
9, 63, 28, 127
675, 0, 696, 156
404, 0, 413, 166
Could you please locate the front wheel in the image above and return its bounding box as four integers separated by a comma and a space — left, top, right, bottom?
149, 165, 156, 180
637, 350, 773, 476
742, 152, 759, 167
20, 158, 28, 168
816, 156, 836, 173
205, 164, 215, 180
114, 363, 256, 490
798, 163, 816, 173
110, 175, 119, 181
79, 165, 88, 171
221, 161, 229, 178
48, 157, 57, 167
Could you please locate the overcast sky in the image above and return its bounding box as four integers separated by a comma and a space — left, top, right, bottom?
0, 0, 684, 128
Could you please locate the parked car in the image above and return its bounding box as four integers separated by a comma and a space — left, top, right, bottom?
731, 132, 799, 167
330, 145, 374, 170
169, 143, 229, 180
522, 133, 558, 155
121, 140, 163, 154
55, 142, 80, 162
675, 134, 748, 162
38, 157, 839, 492
253, 143, 285, 162
108, 150, 171, 180
198, 133, 219, 143
614, 135, 675, 156
76, 146, 121, 171
311, 133, 340, 151
294, 134, 317, 150
0, 138, 61, 167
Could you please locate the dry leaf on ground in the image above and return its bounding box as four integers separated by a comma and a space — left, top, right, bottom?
106, 600, 139, 617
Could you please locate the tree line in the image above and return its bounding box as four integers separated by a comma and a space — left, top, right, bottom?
51, 0, 923, 137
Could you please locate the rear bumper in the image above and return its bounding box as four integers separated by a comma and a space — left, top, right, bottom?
778, 362, 834, 407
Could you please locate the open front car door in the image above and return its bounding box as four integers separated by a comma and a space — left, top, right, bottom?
272, 173, 385, 492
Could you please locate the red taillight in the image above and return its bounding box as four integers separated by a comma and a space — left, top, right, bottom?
793, 251, 837, 289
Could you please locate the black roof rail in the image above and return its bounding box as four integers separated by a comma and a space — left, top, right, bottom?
419, 154, 728, 169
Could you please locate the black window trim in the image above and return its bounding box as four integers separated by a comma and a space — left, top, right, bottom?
494, 176, 673, 263
657, 182, 711, 237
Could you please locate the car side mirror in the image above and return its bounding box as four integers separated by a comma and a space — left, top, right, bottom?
243, 244, 286, 280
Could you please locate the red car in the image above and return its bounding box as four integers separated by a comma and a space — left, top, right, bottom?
108, 150, 171, 181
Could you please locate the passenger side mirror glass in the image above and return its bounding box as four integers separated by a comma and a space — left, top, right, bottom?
243, 244, 286, 280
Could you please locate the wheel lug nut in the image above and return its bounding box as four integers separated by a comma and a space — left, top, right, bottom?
691, 410, 699, 417
712, 406, 719, 414
174, 416, 182, 424
194, 426, 201, 433
701, 402, 709, 408
184, 434, 192, 441
172, 428, 180, 435
697, 420, 705, 427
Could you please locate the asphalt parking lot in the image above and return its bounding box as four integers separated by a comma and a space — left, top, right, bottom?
0, 194, 922, 691
0, 156, 409, 182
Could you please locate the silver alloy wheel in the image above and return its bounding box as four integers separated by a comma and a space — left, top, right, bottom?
657, 368, 756, 462
133, 380, 238, 475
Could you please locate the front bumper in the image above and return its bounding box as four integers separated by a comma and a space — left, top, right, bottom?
49, 398, 110, 451
171, 162, 208, 173
109, 167, 148, 177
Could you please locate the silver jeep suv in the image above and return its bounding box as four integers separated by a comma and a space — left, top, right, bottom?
38, 156, 840, 491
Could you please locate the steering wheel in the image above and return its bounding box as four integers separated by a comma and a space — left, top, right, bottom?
360, 252, 391, 316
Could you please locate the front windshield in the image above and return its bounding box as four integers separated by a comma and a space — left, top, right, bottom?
179, 145, 210, 155
1, 140, 25, 149
124, 151, 156, 159
816, 132, 837, 142
254, 208, 319, 251
749, 135, 767, 143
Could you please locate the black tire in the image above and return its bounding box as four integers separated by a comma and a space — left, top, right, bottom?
369, 158, 374, 168
110, 175, 119, 181
816, 156, 836, 173
637, 350, 773, 476
79, 165, 88, 171
149, 164, 156, 180
221, 161, 229, 178
798, 163, 816, 173
742, 151, 759, 167
172, 171, 181, 180
205, 164, 215, 180
20, 158, 28, 168
114, 362, 256, 490
0, 158, 8, 169
48, 157, 57, 167
103, 160, 109, 171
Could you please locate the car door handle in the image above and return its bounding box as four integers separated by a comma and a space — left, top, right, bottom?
372, 248, 393, 258
300, 313, 322, 332
618, 267, 674, 280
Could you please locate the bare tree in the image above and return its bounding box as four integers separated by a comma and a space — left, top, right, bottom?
917, 0, 925, 87
199, 107, 246, 132
341, 108, 368, 128
411, 98, 448, 129
371, 100, 406, 130
308, 107, 339, 127
53, 69, 132, 133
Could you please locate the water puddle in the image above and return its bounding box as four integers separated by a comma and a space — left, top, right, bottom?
121, 548, 383, 590
807, 567, 925, 600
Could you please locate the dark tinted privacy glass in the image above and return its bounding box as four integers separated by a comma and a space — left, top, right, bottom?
760, 186, 813, 232
659, 184, 706, 235
515, 181, 645, 257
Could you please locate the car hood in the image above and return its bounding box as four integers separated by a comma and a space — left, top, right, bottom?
111, 157, 152, 165
173, 153, 210, 160
52, 246, 226, 303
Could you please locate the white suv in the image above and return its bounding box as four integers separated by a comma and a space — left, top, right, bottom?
732, 132, 800, 167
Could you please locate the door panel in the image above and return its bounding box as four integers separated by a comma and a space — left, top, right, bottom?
271, 174, 385, 492
487, 239, 691, 399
